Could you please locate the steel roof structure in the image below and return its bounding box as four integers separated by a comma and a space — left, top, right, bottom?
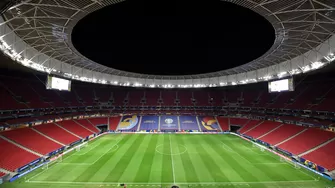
0, 0, 334, 88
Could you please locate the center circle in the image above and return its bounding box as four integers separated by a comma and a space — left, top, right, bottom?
155, 144, 187, 155
72, 0, 275, 75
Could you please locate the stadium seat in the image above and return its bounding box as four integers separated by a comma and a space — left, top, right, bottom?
230, 118, 249, 126
144, 91, 160, 106
302, 139, 335, 171
1, 128, 63, 155
34, 123, 80, 145
161, 91, 177, 106
238, 120, 261, 134
277, 128, 335, 155
109, 116, 121, 130
0, 137, 40, 172
88, 117, 108, 126
57, 120, 94, 138
193, 91, 209, 106
244, 121, 282, 139
177, 91, 194, 106
259, 124, 305, 145
0, 172, 6, 177
76, 119, 101, 133
216, 117, 229, 131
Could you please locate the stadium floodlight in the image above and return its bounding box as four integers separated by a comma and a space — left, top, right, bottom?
325, 53, 335, 62
311, 62, 324, 70
277, 71, 287, 78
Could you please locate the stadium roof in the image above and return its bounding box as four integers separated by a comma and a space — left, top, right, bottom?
0, 0, 334, 88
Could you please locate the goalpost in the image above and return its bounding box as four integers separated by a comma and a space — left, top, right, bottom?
252, 142, 265, 152
76, 141, 88, 152
280, 156, 301, 169
42, 155, 62, 170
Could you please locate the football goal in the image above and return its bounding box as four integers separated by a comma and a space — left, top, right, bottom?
76, 141, 88, 152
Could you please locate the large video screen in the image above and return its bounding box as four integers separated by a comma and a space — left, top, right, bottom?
46, 76, 71, 91
268, 78, 294, 93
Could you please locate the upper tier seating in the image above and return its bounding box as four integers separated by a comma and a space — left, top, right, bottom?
208, 91, 223, 106
238, 120, 261, 134
57, 120, 93, 138
230, 118, 249, 126
94, 88, 112, 103
259, 124, 305, 145
302, 139, 335, 171
76, 119, 100, 133
216, 117, 229, 131
74, 87, 94, 106
178, 91, 193, 106
244, 121, 282, 139
193, 91, 209, 106
1, 128, 62, 155
161, 91, 176, 106
241, 91, 259, 106
0, 84, 27, 110
34, 123, 80, 145
145, 91, 160, 106
128, 91, 143, 106
0, 137, 39, 171
311, 85, 335, 112
109, 116, 122, 130
277, 128, 335, 155
112, 91, 126, 106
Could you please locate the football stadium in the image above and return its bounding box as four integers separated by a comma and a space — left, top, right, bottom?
0, 0, 335, 188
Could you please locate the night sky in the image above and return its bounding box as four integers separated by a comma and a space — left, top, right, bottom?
72, 0, 275, 75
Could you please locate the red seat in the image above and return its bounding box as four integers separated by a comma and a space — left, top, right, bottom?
0, 137, 39, 172
302, 139, 335, 171
245, 121, 282, 138
278, 128, 335, 155
76, 119, 100, 133
1, 128, 62, 155
34, 123, 80, 145
57, 120, 94, 138
216, 117, 229, 131
108, 117, 121, 130
238, 120, 261, 134
260, 124, 305, 145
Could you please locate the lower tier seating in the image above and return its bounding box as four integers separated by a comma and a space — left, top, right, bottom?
245, 121, 282, 139
0, 172, 5, 177
76, 119, 100, 133
238, 120, 261, 134
0, 137, 39, 172
216, 117, 229, 131
109, 116, 121, 130
259, 124, 305, 145
302, 139, 335, 171
57, 120, 93, 138
1, 128, 62, 155
277, 128, 335, 155
34, 123, 80, 145
230, 118, 249, 126
88, 117, 108, 126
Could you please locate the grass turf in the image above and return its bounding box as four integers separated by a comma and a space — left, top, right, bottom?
2, 134, 335, 188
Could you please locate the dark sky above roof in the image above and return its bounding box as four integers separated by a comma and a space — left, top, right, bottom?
72, 0, 275, 76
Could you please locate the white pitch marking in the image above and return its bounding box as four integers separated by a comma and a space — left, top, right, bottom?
169, 134, 176, 184
26, 179, 319, 185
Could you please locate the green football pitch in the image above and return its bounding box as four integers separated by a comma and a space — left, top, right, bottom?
3, 134, 335, 188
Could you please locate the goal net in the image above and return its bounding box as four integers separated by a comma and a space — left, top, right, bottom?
43, 155, 62, 170
280, 156, 300, 169
76, 142, 88, 152
252, 142, 265, 152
